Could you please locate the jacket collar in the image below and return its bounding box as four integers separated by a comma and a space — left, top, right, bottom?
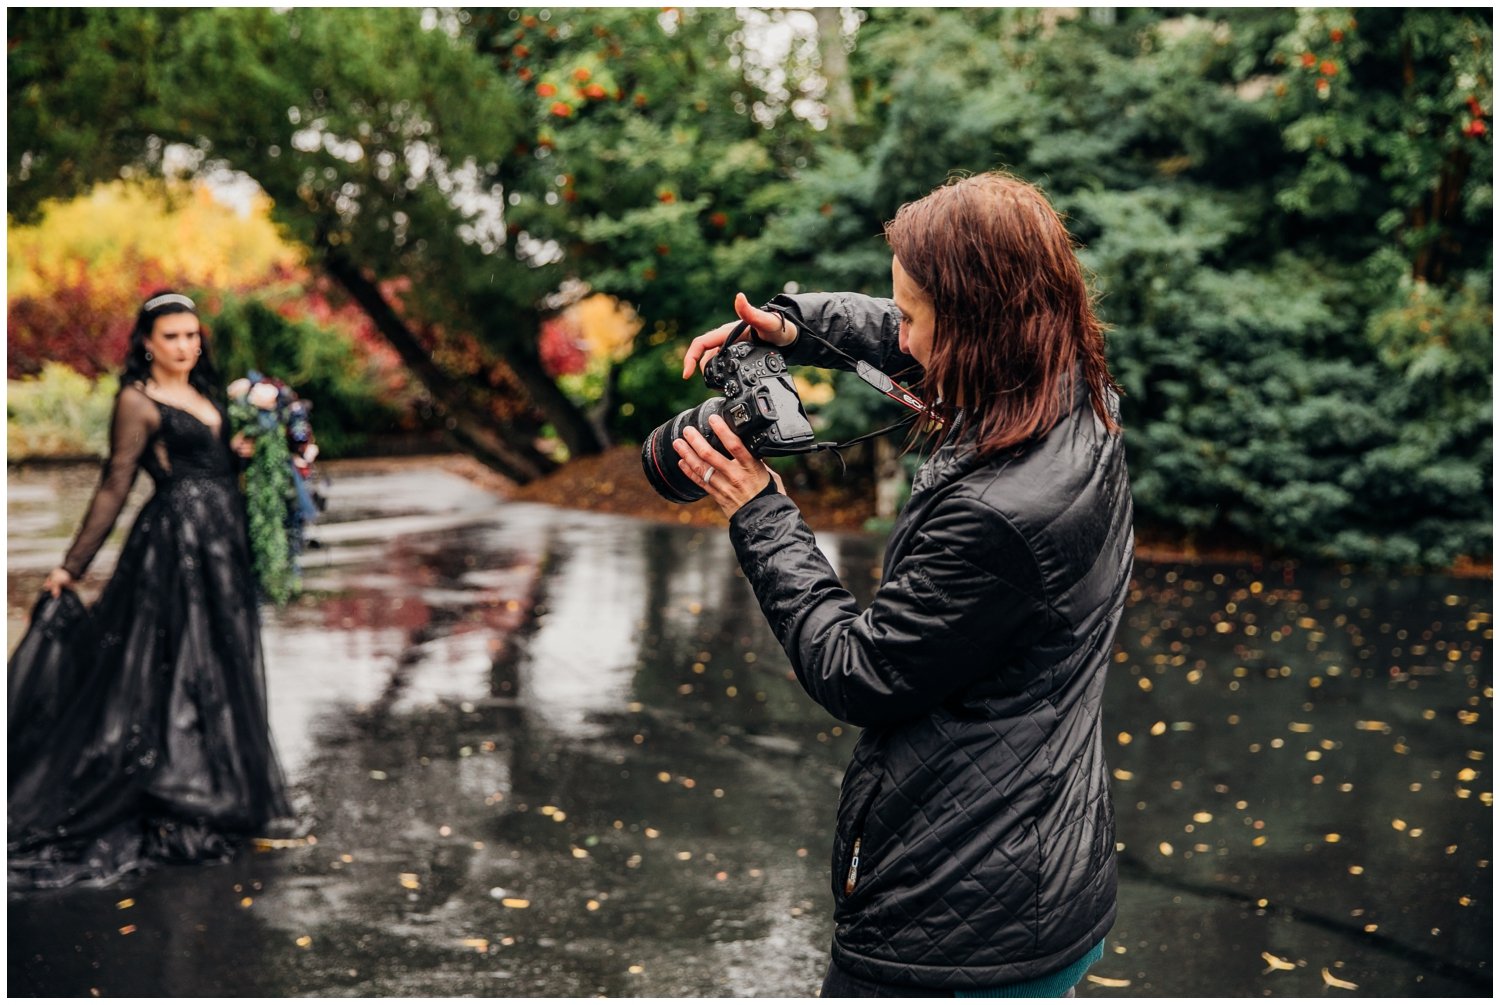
910, 411, 984, 497
908, 370, 1093, 499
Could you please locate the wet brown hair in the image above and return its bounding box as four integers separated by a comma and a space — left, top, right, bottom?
884, 171, 1120, 455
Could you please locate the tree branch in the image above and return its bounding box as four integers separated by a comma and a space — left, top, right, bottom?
318, 242, 555, 482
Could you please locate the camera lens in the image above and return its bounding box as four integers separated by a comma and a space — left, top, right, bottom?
641, 397, 728, 503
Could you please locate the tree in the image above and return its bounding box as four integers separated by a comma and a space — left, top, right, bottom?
8, 8, 1489, 564
469, 7, 827, 442
11, 8, 571, 479
8, 7, 834, 481
756, 7, 1490, 565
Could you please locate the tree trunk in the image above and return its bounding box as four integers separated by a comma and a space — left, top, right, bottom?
318, 246, 556, 483
813, 7, 857, 132
1402, 40, 1471, 286
874, 435, 905, 520
495, 323, 610, 459
590, 358, 626, 448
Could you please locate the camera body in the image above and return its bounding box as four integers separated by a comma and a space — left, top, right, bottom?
701, 340, 815, 457
640, 336, 815, 504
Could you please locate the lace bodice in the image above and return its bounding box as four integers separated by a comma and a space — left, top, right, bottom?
61, 384, 236, 578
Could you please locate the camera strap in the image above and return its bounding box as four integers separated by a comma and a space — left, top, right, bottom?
853, 360, 931, 418
728, 309, 939, 463
761, 307, 939, 424
811, 416, 918, 453
773, 326, 927, 452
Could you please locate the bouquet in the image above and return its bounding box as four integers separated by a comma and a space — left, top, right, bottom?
228, 372, 326, 605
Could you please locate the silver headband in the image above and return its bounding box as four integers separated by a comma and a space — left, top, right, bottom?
143, 293, 196, 312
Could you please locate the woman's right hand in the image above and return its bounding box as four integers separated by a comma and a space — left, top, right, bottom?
681, 292, 798, 380
43, 567, 75, 599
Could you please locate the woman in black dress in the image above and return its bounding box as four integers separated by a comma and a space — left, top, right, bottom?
9, 290, 291, 889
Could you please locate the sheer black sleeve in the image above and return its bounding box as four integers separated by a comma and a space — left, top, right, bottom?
61, 386, 160, 578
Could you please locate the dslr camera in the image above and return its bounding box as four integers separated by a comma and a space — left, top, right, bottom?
641, 323, 815, 503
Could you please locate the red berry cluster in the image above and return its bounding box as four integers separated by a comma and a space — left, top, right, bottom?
1464, 95, 1489, 138
1297, 21, 1354, 98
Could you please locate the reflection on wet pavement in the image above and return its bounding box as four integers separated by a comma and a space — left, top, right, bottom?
8, 461, 1492, 996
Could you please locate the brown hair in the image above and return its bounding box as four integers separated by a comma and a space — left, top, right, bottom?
884, 171, 1120, 455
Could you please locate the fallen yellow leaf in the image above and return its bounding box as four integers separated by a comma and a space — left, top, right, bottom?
501, 898, 531, 909
1261, 951, 1296, 973
1085, 975, 1131, 988
253, 837, 312, 850
1321, 968, 1358, 990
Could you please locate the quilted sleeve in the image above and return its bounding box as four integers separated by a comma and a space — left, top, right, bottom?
728, 491, 1054, 728
766, 291, 921, 378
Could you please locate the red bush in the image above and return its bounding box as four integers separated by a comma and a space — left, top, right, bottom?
538, 316, 588, 377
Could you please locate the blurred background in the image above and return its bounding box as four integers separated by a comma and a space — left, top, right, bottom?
8, 6, 1491, 567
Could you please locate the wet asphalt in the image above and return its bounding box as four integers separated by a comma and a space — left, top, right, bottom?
6, 459, 1491, 997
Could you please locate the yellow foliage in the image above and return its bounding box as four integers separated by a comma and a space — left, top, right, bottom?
570, 293, 641, 363
7, 364, 119, 458
8, 180, 302, 300
794, 375, 836, 406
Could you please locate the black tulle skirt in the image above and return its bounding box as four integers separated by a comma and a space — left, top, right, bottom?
8, 473, 291, 890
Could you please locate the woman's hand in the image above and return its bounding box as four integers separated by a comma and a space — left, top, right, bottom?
43, 567, 75, 599
673, 413, 786, 519
230, 432, 255, 459
681, 292, 798, 380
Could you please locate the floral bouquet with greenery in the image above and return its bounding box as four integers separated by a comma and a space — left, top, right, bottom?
228, 372, 325, 605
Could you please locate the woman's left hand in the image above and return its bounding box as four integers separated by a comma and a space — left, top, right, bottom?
674, 413, 785, 519
230, 432, 255, 459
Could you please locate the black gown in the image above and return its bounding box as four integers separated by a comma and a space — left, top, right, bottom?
8, 383, 291, 890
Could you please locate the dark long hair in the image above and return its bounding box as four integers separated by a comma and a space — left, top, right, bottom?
121, 290, 223, 403
884, 172, 1120, 456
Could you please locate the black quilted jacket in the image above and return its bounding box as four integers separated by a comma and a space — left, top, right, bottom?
727, 292, 1133, 989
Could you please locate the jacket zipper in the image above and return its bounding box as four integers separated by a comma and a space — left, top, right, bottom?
843, 836, 862, 895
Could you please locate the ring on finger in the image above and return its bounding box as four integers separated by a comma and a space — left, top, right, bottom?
702, 467, 715, 484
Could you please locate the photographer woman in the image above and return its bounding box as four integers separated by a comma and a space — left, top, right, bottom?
673, 172, 1133, 996
9, 291, 291, 890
